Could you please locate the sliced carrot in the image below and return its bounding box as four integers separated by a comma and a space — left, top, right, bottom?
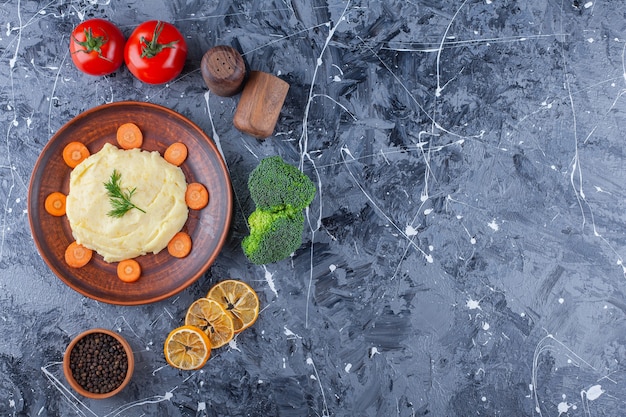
117, 259, 141, 282
62, 142, 90, 168
44, 192, 66, 217
164, 142, 188, 166
185, 182, 209, 210
167, 231, 192, 258
65, 242, 93, 268
116, 122, 143, 149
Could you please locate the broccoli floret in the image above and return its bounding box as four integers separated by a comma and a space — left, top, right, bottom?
242, 209, 305, 265
248, 156, 316, 211
242, 156, 316, 264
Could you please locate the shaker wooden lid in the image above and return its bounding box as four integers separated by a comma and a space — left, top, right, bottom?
201, 45, 246, 97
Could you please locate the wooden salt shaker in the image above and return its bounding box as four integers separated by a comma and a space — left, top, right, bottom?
201, 46, 246, 97
233, 71, 289, 139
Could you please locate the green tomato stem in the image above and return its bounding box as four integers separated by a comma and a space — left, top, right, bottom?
140, 21, 179, 59
72, 27, 113, 62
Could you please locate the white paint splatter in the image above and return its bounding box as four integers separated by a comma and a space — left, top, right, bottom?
263, 265, 278, 297
152, 365, 167, 376
284, 326, 302, 339
228, 339, 241, 352
405, 225, 418, 236
466, 298, 482, 310
558, 401, 571, 415
587, 38, 594, 43
482, 322, 490, 331
558, 298, 564, 304
369, 347, 381, 357
487, 219, 499, 231
342, 146, 354, 159
584, 384, 604, 400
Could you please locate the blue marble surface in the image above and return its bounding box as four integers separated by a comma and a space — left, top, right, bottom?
2, 0, 626, 416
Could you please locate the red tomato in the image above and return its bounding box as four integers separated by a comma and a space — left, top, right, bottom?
124, 21, 188, 85
69, 18, 125, 76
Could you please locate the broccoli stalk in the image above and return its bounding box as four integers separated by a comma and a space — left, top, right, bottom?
242, 156, 316, 264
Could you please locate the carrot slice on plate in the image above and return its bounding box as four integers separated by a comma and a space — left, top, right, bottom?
117, 259, 141, 282
168, 231, 192, 258
62, 142, 90, 168
116, 123, 143, 149
164, 142, 188, 166
44, 192, 66, 217
185, 182, 209, 210
65, 242, 93, 268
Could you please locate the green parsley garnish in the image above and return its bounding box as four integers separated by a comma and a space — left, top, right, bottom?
104, 169, 146, 218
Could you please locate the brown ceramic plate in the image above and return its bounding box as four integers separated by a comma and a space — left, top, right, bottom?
28, 101, 232, 305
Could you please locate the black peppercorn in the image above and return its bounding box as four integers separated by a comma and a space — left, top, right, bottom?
69, 332, 128, 394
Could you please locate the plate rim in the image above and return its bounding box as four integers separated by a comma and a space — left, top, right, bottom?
27, 101, 233, 305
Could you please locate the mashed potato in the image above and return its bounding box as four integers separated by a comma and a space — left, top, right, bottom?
66, 143, 189, 262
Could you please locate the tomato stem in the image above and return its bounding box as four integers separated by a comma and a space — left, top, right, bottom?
72, 27, 112, 62
140, 21, 179, 59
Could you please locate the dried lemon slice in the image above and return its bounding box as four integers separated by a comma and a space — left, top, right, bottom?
185, 298, 235, 348
164, 325, 211, 370
206, 280, 260, 333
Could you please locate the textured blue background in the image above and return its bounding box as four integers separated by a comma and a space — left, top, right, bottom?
2, 0, 626, 416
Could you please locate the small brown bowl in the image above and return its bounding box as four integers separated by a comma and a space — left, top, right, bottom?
63, 328, 134, 399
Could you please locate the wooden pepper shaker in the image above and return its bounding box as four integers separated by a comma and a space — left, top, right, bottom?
201, 45, 246, 97
233, 71, 289, 139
